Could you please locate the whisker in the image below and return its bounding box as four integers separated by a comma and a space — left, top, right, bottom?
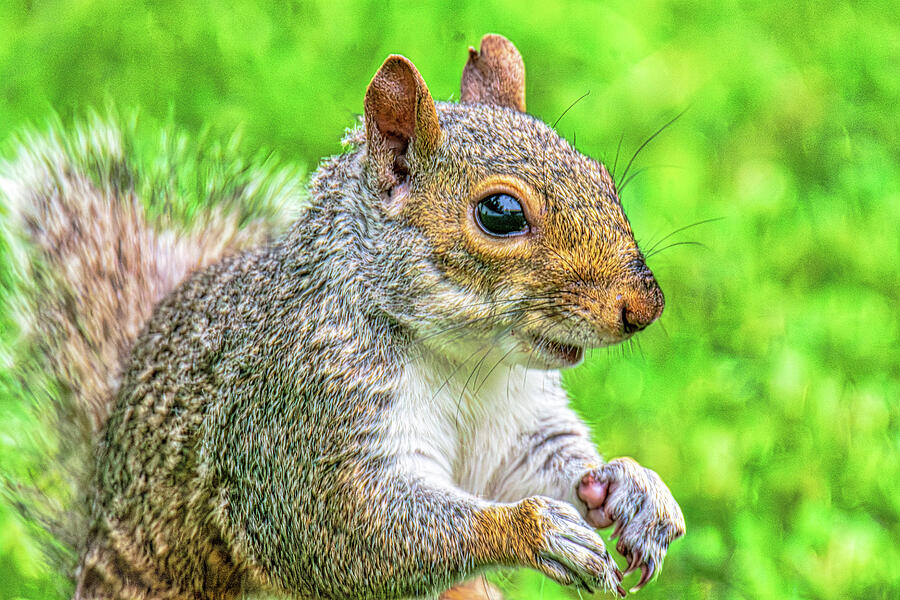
553, 91, 591, 129
474, 347, 517, 397
408, 296, 561, 348
657, 319, 670, 340
612, 132, 625, 180
645, 217, 722, 256
430, 348, 476, 401
455, 343, 496, 428
619, 108, 688, 187
646, 240, 708, 259
634, 336, 646, 361
617, 166, 647, 195
425, 298, 560, 341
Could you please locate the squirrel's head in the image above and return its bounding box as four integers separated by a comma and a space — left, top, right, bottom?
362, 34, 663, 370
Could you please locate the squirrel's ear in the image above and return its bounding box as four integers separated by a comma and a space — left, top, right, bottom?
461, 34, 526, 112
364, 55, 441, 188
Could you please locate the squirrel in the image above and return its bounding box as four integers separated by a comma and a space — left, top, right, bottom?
1, 34, 684, 600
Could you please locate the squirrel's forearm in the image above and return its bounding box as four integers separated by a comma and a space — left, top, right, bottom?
489, 409, 602, 511
253, 473, 533, 599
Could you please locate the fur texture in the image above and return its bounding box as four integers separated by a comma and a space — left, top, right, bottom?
2, 35, 684, 600
0, 113, 303, 581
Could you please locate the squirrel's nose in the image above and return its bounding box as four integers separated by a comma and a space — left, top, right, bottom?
619, 274, 664, 334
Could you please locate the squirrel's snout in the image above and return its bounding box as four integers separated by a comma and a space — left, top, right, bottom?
565, 260, 665, 342
619, 276, 664, 335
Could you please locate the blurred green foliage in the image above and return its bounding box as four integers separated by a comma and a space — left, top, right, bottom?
0, 1, 897, 599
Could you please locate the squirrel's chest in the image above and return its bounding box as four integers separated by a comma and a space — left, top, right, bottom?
379, 353, 563, 497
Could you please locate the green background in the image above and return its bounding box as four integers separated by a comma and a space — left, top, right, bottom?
0, 1, 897, 599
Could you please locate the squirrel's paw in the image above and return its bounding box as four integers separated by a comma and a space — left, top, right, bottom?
577, 458, 685, 593
516, 496, 626, 597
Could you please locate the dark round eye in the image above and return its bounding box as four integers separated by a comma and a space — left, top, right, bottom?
475, 193, 530, 237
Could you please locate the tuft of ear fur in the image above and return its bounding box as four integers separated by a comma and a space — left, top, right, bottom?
364, 55, 441, 190
461, 34, 526, 112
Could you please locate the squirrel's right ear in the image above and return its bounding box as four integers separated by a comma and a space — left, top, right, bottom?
461, 34, 526, 112
364, 55, 441, 191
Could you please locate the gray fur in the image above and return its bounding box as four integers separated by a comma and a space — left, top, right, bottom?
2, 51, 683, 600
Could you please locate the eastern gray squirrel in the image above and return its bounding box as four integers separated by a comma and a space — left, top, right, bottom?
2, 34, 684, 600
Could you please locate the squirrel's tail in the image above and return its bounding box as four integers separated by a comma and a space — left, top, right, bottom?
0, 113, 303, 580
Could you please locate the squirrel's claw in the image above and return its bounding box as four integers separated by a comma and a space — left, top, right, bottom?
520, 496, 625, 595
623, 549, 642, 575
577, 458, 685, 593
630, 563, 654, 592
611, 518, 625, 541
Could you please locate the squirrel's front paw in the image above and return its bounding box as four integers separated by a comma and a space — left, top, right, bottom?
514, 496, 625, 597
577, 458, 685, 592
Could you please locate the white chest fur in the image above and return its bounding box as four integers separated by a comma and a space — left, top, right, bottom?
379, 348, 571, 499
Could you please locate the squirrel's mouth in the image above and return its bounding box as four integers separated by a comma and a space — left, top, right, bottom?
525, 334, 585, 368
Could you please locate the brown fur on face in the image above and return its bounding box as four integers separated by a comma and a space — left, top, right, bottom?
360, 35, 663, 368
388, 102, 663, 363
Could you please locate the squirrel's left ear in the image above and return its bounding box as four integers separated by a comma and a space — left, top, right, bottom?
461, 34, 526, 112
365, 55, 441, 190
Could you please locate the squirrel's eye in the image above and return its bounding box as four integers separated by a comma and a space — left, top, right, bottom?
475, 193, 530, 237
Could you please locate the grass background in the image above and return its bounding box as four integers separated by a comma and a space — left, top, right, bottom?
0, 1, 897, 599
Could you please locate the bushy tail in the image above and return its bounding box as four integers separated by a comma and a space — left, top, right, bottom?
0, 113, 304, 581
